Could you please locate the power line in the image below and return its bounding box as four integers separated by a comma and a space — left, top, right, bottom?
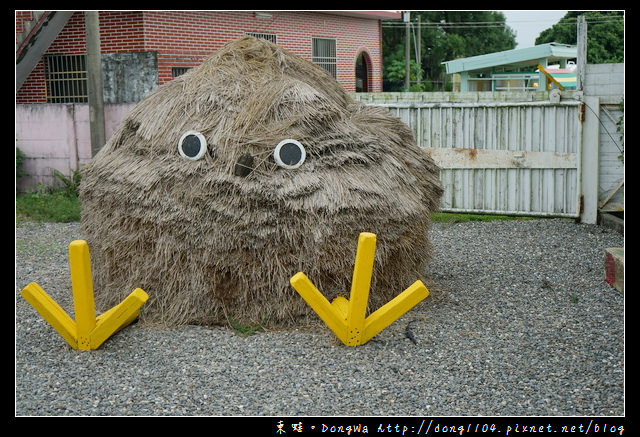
381, 17, 622, 29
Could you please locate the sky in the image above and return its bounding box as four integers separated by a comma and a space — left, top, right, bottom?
500, 10, 568, 48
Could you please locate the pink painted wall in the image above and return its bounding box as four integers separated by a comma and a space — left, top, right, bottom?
16, 103, 134, 191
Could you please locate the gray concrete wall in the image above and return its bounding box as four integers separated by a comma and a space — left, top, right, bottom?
584, 63, 624, 102
102, 51, 158, 104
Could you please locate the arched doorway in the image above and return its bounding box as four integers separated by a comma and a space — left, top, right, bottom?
355, 51, 371, 92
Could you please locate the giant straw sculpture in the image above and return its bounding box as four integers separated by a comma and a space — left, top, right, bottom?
80, 36, 443, 327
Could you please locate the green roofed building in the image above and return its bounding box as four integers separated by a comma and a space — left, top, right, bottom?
442, 43, 577, 92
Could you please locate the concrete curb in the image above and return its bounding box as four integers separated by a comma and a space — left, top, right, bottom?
599, 212, 624, 234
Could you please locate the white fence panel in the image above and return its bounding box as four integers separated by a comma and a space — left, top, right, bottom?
357, 97, 583, 218
597, 103, 624, 211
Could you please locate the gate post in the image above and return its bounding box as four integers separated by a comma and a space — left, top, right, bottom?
580, 95, 600, 224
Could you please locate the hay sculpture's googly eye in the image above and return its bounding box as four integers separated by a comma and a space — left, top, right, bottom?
178, 131, 207, 160
273, 139, 306, 169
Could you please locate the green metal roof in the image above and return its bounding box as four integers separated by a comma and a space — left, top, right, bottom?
442, 43, 577, 74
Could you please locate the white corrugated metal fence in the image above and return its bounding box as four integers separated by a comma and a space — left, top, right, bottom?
355, 92, 586, 219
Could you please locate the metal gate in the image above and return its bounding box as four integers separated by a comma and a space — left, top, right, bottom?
367, 98, 583, 218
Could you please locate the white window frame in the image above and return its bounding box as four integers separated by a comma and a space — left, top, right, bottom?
312, 37, 337, 78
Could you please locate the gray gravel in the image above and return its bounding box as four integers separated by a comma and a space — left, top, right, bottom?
15, 219, 624, 417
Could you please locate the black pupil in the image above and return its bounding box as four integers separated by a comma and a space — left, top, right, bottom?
279, 142, 302, 165
182, 135, 202, 158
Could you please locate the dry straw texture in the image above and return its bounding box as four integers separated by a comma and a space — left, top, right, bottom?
80, 36, 443, 327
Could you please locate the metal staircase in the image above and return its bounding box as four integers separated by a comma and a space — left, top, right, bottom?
16, 11, 74, 91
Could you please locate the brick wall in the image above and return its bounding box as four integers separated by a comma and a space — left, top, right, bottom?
142, 11, 383, 91
15, 10, 33, 33
16, 11, 384, 103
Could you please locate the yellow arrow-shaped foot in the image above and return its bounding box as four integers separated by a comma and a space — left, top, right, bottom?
361, 280, 429, 344
290, 272, 349, 342
19, 240, 148, 350
20, 282, 79, 349
290, 232, 429, 346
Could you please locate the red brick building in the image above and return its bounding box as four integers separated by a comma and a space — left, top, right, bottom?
16, 10, 400, 104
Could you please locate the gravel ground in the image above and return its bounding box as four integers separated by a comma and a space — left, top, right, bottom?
15, 219, 624, 417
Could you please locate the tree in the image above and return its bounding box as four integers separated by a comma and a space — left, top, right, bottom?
386, 59, 429, 91
536, 11, 624, 63
382, 11, 516, 91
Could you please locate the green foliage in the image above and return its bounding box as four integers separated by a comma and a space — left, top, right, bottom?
16, 167, 83, 223
535, 11, 624, 63
383, 11, 517, 91
53, 168, 82, 198
227, 316, 266, 336
385, 59, 431, 91
570, 294, 580, 304
617, 98, 624, 163
432, 212, 538, 223
16, 190, 82, 223
16, 147, 27, 181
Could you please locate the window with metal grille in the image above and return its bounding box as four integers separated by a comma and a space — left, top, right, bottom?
245, 32, 277, 44
172, 67, 191, 78
312, 37, 337, 78
44, 54, 88, 103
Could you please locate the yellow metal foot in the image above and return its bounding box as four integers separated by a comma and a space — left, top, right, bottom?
290, 232, 429, 346
20, 240, 148, 350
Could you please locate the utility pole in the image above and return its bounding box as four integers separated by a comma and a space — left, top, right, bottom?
85, 11, 105, 157
404, 11, 410, 92
576, 15, 587, 91
416, 14, 421, 88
